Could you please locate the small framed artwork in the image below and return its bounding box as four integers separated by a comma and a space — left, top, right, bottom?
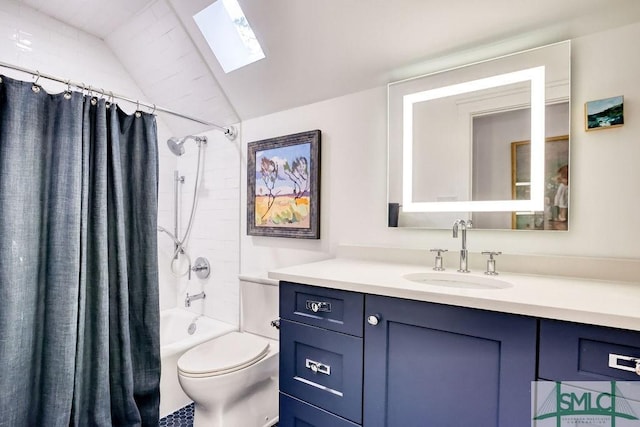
585, 95, 624, 131
247, 130, 321, 239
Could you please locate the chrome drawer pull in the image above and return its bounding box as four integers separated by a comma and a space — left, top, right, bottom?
608, 353, 640, 376
306, 300, 331, 313
305, 358, 331, 376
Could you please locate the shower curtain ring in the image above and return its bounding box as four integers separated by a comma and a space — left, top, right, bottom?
151, 104, 156, 115
64, 79, 72, 100
88, 85, 98, 106
135, 100, 141, 118
32, 70, 41, 93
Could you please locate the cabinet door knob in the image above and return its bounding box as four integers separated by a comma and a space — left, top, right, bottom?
367, 314, 381, 326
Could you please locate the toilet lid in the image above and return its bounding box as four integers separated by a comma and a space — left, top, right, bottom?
178, 332, 270, 377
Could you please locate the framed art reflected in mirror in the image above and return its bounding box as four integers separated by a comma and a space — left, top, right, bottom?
511, 135, 569, 230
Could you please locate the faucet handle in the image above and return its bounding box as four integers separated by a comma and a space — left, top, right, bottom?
481, 251, 502, 275
430, 248, 448, 271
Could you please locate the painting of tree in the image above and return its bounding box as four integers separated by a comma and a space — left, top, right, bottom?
259, 157, 278, 221
247, 130, 321, 239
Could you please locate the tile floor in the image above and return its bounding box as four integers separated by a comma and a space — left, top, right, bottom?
159, 403, 278, 427
159, 403, 194, 427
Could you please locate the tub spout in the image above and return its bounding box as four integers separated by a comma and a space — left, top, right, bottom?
185, 292, 206, 307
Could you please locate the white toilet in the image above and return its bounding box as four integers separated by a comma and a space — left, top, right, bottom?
177, 276, 279, 427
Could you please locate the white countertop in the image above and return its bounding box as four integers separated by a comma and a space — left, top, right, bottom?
269, 258, 640, 332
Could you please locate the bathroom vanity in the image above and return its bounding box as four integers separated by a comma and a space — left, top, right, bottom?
270, 256, 640, 426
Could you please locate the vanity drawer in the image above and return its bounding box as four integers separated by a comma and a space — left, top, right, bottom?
279, 393, 360, 427
279, 319, 363, 424
280, 281, 364, 337
539, 319, 640, 381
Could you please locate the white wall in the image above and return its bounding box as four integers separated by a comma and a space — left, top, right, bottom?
241, 87, 387, 273
0, 0, 178, 310
241, 21, 640, 274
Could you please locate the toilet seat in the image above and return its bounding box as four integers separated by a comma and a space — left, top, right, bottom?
178, 332, 271, 378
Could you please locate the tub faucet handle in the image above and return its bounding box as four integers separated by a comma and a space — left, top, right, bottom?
190, 257, 211, 280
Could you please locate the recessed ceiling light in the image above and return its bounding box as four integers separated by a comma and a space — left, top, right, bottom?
194, 0, 265, 73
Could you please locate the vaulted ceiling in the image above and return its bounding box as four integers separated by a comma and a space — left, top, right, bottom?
17, 0, 640, 136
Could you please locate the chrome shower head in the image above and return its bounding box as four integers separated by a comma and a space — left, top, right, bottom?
166, 135, 207, 156
167, 137, 186, 156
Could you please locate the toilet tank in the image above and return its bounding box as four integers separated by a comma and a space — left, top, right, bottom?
239, 275, 279, 341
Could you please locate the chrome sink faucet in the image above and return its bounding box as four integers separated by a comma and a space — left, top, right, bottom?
453, 219, 472, 273
185, 291, 206, 307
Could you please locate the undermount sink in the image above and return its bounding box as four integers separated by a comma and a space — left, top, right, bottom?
402, 272, 512, 290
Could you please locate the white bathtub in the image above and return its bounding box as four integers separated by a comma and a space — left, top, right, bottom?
159, 308, 237, 417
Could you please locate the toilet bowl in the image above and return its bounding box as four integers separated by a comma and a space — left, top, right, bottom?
176, 273, 281, 426
177, 331, 279, 427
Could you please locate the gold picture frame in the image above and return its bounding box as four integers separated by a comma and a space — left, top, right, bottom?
511, 135, 569, 230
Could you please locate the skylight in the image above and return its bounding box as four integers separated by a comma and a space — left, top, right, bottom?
194, 0, 265, 73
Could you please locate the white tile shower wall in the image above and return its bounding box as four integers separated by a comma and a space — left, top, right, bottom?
157, 138, 178, 312
0, 1, 138, 102
174, 128, 241, 326
241, 21, 640, 275
0, 0, 178, 310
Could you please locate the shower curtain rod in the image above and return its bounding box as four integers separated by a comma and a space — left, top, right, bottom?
0, 60, 237, 139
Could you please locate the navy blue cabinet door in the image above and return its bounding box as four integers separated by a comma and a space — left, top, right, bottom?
279, 320, 363, 423
539, 319, 640, 381
280, 393, 361, 427
363, 296, 537, 427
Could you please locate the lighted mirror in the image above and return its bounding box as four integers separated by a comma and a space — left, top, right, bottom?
387, 41, 571, 230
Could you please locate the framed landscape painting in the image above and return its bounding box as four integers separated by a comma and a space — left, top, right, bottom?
585, 95, 624, 131
247, 130, 321, 239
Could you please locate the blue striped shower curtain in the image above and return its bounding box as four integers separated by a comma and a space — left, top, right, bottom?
0, 75, 160, 426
